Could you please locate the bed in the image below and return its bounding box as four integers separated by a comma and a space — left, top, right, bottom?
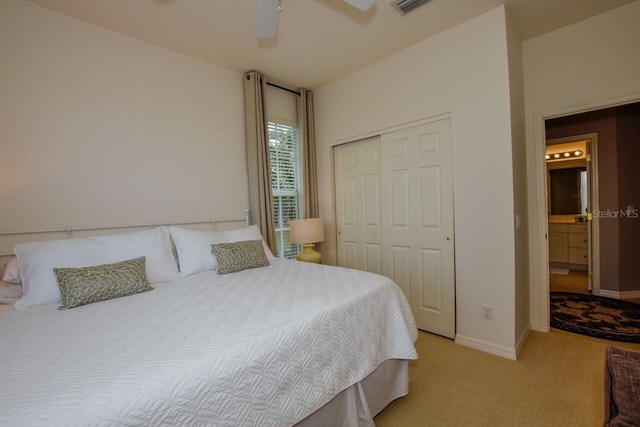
0, 223, 418, 426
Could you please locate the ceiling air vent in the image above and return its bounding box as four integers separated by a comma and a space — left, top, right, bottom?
391, 0, 431, 15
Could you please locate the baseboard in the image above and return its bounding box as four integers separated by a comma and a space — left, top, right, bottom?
530, 321, 549, 333
455, 334, 517, 361
598, 289, 640, 299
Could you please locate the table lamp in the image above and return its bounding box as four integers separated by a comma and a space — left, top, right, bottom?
290, 218, 325, 263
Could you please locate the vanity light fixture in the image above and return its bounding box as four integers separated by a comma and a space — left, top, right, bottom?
545, 150, 583, 161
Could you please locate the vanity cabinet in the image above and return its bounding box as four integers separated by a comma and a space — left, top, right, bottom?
548, 222, 588, 268
567, 223, 588, 266
548, 224, 569, 263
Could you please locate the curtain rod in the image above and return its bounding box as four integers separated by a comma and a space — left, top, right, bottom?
266, 81, 300, 96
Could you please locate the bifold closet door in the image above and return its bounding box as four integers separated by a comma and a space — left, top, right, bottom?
381, 119, 455, 339
334, 137, 383, 274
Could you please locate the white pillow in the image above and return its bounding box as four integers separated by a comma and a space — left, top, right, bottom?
170, 225, 275, 277
2, 257, 21, 284
0, 281, 22, 304
14, 227, 179, 309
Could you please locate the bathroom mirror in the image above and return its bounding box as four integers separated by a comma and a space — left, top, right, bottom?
549, 166, 587, 215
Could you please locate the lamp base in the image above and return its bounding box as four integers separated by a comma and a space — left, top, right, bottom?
296, 244, 321, 264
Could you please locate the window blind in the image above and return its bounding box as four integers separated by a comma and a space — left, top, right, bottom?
268, 122, 302, 259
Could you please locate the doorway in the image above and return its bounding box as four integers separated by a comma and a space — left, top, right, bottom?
545, 135, 597, 299
540, 101, 640, 323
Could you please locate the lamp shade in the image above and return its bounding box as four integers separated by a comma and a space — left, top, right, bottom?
290, 218, 324, 244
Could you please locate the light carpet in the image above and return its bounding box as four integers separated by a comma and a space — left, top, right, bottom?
374, 329, 640, 427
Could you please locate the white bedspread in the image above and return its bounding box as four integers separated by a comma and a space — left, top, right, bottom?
0, 259, 417, 426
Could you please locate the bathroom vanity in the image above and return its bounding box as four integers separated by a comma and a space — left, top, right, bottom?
548, 220, 588, 270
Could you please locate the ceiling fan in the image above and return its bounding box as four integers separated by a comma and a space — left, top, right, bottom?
256, 0, 376, 38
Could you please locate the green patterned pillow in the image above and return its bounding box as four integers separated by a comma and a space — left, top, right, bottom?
54, 257, 153, 310
211, 240, 270, 274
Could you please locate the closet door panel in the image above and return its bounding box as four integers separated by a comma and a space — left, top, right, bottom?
334, 119, 455, 339
335, 137, 382, 274
382, 119, 455, 338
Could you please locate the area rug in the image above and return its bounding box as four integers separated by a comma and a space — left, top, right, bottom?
550, 292, 640, 343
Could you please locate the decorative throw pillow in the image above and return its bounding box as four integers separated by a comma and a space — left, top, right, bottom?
170, 225, 275, 277
54, 257, 153, 310
14, 227, 178, 309
608, 353, 640, 426
211, 240, 270, 274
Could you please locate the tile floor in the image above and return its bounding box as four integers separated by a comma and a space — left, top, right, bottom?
549, 270, 589, 294
549, 269, 640, 304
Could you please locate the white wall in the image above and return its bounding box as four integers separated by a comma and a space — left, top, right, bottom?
315, 6, 520, 357
0, 0, 247, 246
505, 9, 530, 353
523, 0, 640, 331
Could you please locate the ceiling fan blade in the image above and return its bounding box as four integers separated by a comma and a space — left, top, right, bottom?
343, 0, 375, 12
256, 0, 279, 38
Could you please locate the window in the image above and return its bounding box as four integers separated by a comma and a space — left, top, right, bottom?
268, 121, 302, 259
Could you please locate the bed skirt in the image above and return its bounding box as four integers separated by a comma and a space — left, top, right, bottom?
295, 359, 409, 427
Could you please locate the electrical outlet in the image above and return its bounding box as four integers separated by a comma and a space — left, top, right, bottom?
482, 305, 493, 321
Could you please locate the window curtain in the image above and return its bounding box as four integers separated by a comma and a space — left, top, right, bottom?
297, 88, 319, 219
297, 88, 320, 253
244, 71, 276, 255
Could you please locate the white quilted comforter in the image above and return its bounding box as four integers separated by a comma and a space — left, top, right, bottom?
0, 259, 418, 426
